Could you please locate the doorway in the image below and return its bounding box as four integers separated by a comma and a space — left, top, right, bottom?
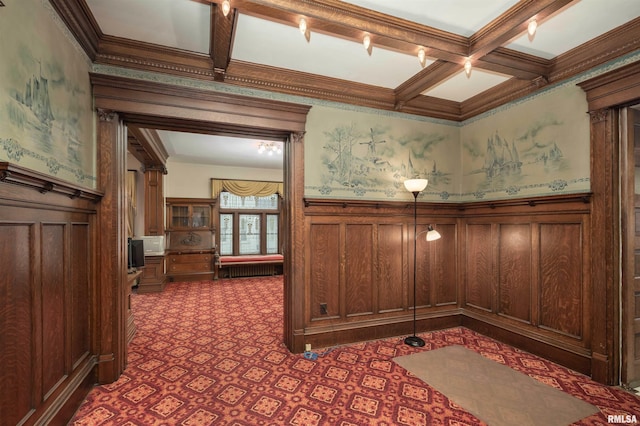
92, 73, 311, 381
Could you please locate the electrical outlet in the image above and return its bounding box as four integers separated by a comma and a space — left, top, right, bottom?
320, 303, 328, 315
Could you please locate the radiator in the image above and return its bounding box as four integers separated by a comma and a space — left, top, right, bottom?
226, 263, 278, 278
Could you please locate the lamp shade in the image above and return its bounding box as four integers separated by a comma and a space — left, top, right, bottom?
426, 225, 441, 241
404, 178, 428, 193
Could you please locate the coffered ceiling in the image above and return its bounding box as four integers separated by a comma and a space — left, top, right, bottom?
52, 0, 640, 168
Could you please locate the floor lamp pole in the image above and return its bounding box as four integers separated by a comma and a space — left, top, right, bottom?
405, 190, 425, 347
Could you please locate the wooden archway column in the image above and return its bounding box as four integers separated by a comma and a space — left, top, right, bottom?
578, 61, 640, 385
95, 108, 128, 383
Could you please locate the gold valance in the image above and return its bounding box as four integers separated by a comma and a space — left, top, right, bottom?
212, 179, 284, 200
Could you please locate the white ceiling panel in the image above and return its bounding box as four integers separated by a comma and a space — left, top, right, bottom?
85, 0, 211, 54
423, 69, 512, 102
159, 131, 284, 170
232, 13, 427, 89
341, 0, 520, 36
506, 0, 640, 59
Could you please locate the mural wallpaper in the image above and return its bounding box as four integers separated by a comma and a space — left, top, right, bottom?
460, 83, 590, 200
304, 83, 590, 202
0, 0, 96, 188
305, 106, 459, 201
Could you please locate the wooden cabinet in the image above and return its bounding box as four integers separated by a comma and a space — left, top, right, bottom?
137, 255, 166, 293
127, 270, 143, 342
166, 198, 217, 282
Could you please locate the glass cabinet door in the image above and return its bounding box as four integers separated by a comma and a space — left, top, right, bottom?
192, 206, 210, 228
171, 206, 189, 228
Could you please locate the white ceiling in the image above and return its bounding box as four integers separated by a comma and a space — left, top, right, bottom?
85, 0, 640, 169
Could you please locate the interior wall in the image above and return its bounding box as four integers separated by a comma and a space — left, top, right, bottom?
165, 160, 284, 199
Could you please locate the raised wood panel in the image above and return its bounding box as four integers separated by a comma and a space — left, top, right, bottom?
309, 224, 340, 319
498, 223, 532, 323
71, 223, 91, 368
465, 223, 493, 311
539, 223, 583, 338
377, 224, 404, 313
345, 224, 374, 317
41, 223, 66, 400
433, 223, 457, 306
0, 222, 34, 426
415, 226, 431, 308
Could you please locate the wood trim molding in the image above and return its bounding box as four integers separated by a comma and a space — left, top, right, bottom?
128, 127, 169, 168
90, 73, 311, 136
0, 162, 103, 201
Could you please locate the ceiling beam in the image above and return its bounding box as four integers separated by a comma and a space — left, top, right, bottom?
210, 3, 236, 81
394, 61, 460, 108
469, 0, 576, 58
476, 48, 550, 80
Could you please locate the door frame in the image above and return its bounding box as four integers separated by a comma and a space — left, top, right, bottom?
578, 61, 640, 385
91, 73, 311, 382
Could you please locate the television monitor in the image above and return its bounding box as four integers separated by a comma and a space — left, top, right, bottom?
128, 237, 145, 271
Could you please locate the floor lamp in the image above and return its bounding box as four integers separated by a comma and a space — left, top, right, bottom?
404, 178, 441, 347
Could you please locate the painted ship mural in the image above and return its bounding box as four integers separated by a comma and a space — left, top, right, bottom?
15, 61, 54, 127
483, 130, 521, 178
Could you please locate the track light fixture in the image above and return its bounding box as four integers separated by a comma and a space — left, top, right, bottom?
464, 58, 472, 77
221, 0, 230, 17
527, 19, 538, 37
363, 34, 372, 55
418, 47, 426, 68
299, 18, 307, 35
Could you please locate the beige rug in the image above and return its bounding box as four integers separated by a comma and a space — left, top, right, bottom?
393, 345, 599, 426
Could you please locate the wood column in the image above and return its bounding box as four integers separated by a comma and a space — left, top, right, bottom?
144, 167, 165, 236
588, 108, 620, 385
284, 131, 306, 352
95, 109, 128, 383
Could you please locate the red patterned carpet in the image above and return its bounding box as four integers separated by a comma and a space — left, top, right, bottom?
70, 276, 640, 425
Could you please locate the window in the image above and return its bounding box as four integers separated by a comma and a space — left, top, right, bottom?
219, 192, 280, 256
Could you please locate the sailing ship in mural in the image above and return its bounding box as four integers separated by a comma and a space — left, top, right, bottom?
483, 130, 522, 178
4, 52, 86, 167
21, 61, 54, 126
465, 114, 571, 197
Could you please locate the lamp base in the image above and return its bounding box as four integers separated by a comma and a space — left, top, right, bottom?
404, 335, 425, 347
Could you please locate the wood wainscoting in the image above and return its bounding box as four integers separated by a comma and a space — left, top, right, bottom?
0, 163, 102, 425
302, 194, 593, 377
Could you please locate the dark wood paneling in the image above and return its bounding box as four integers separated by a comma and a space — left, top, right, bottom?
378, 224, 404, 313
498, 223, 532, 323
309, 224, 340, 319
465, 223, 493, 311
0, 182, 98, 426
71, 223, 91, 368
345, 224, 374, 317
415, 225, 431, 308
41, 223, 66, 400
0, 222, 34, 426
539, 223, 583, 338
433, 223, 457, 306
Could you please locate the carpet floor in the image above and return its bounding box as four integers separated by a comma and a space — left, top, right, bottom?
70, 276, 640, 425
